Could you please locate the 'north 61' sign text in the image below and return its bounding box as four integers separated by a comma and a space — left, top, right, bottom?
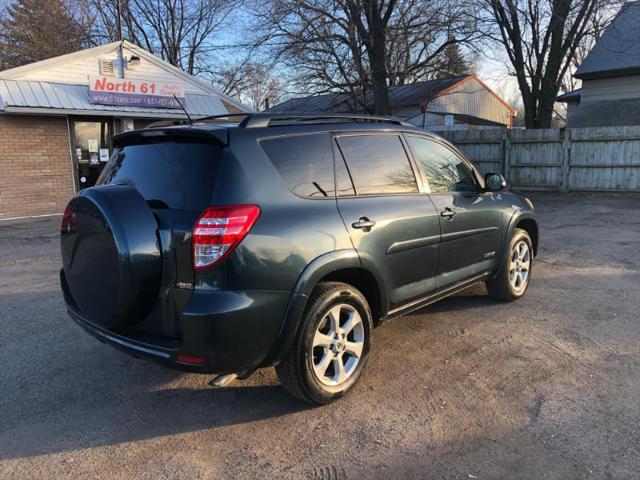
89, 76, 186, 109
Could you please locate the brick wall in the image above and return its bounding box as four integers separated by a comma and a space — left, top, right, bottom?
0, 115, 74, 219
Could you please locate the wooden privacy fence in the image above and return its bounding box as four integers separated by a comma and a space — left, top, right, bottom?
445, 126, 640, 191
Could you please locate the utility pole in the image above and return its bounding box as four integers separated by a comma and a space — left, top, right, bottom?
116, 0, 125, 79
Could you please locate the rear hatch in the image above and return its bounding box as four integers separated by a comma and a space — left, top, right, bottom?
101, 132, 224, 287
61, 128, 225, 343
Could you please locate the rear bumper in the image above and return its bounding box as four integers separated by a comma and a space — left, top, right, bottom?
65, 285, 291, 374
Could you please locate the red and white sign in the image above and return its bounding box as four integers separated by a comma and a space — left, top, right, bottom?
89, 76, 186, 109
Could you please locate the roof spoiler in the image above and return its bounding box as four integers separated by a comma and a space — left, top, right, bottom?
113, 127, 228, 146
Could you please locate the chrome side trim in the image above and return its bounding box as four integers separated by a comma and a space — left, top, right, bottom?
441, 226, 499, 243
386, 272, 491, 318
386, 234, 440, 255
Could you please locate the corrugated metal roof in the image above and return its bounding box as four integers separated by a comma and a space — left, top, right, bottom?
266, 92, 353, 113
575, 2, 640, 79
0, 79, 227, 117
266, 76, 470, 113
386, 76, 468, 107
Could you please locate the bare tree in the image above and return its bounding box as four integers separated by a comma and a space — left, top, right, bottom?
216, 61, 283, 111
90, 0, 240, 75
255, 0, 370, 111
385, 0, 478, 85
559, 8, 610, 94
257, 0, 478, 114
346, 0, 478, 112
477, 0, 619, 128
343, 0, 397, 114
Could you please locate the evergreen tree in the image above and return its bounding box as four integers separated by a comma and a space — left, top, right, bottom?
437, 43, 474, 77
0, 0, 87, 70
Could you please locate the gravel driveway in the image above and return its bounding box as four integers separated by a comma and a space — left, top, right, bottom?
1, 192, 639, 479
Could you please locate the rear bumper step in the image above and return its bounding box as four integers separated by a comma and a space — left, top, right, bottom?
67, 307, 210, 373
63, 284, 293, 374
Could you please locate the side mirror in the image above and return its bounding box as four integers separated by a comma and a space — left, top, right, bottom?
485, 173, 507, 192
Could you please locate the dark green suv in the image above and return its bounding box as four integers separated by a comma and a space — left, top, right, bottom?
60, 114, 538, 404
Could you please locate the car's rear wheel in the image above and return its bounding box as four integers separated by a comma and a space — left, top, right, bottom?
486, 228, 533, 301
276, 282, 372, 405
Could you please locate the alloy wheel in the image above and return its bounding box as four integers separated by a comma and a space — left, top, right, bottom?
311, 303, 365, 387
509, 240, 531, 294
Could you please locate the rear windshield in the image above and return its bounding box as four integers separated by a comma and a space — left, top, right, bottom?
98, 140, 221, 210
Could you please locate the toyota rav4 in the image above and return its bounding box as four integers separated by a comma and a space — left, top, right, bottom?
60, 113, 538, 404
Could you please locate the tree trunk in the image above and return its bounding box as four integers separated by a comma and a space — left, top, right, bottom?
485, 0, 604, 130
523, 97, 537, 128
535, 87, 558, 128
368, 15, 391, 115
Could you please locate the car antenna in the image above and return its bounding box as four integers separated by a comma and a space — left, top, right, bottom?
173, 95, 193, 124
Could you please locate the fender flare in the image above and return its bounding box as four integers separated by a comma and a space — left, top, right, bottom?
293, 249, 361, 296
493, 210, 538, 277
262, 249, 389, 366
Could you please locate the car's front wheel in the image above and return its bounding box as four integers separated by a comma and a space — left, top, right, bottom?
276, 282, 373, 405
486, 228, 533, 301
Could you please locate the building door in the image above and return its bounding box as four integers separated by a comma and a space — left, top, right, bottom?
70, 118, 113, 189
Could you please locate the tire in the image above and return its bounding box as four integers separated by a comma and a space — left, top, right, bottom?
486, 228, 533, 302
61, 185, 161, 328
276, 282, 373, 405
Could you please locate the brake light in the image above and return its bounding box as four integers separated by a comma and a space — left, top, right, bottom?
61, 207, 77, 234
176, 354, 206, 365
192, 205, 260, 270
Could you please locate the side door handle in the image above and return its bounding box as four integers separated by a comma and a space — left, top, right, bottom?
352, 217, 376, 232
440, 208, 456, 219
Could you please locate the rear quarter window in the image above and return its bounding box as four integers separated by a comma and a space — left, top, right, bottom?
260, 134, 335, 199
98, 140, 221, 210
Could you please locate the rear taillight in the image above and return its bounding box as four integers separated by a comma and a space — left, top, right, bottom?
192, 205, 261, 270
176, 354, 206, 365
61, 207, 77, 234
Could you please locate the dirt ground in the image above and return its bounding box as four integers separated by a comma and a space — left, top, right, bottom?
1, 192, 639, 480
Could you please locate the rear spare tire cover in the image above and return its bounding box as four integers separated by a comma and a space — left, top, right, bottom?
61, 185, 161, 329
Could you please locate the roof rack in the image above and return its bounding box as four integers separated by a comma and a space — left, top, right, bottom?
190, 112, 412, 128
244, 113, 411, 128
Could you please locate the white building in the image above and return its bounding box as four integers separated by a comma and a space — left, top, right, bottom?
0, 41, 248, 219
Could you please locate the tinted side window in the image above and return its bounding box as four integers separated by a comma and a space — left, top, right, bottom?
336, 135, 418, 195
334, 141, 356, 196
261, 134, 334, 198
406, 136, 476, 193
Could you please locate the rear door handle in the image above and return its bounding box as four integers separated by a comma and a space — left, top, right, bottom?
440, 208, 456, 219
352, 217, 376, 231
